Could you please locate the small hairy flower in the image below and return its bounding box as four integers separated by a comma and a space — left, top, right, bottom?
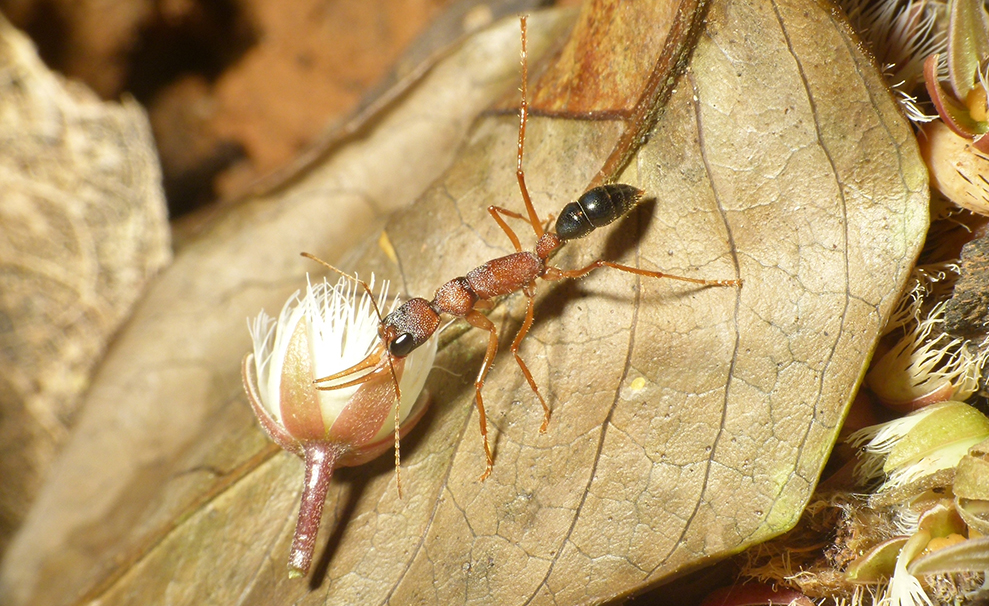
866, 298, 986, 411
850, 401, 989, 492
242, 274, 437, 577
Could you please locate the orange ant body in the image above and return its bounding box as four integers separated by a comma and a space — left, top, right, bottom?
311, 16, 740, 481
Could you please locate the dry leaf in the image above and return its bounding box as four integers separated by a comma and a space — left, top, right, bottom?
0, 1, 928, 605
0, 14, 169, 555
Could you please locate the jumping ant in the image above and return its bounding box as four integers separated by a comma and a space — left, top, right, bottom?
308, 15, 741, 482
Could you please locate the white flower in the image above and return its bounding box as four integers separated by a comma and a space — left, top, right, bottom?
241, 273, 437, 578
245, 275, 436, 451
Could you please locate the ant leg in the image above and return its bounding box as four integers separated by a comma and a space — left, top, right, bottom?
545, 260, 742, 287
511, 283, 551, 432
516, 15, 543, 239
487, 206, 527, 252
464, 309, 500, 481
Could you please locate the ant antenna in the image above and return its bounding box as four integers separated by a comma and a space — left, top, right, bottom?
300, 252, 407, 497
516, 15, 543, 237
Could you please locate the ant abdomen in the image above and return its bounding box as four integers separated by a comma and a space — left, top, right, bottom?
554, 184, 645, 242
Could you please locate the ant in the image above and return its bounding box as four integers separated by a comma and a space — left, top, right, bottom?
308, 15, 741, 482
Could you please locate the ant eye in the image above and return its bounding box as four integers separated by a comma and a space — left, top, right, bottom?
389, 333, 416, 358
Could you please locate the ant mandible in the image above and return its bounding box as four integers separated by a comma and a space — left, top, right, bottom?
309, 15, 741, 482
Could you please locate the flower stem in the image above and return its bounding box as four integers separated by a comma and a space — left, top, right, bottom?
288, 442, 341, 578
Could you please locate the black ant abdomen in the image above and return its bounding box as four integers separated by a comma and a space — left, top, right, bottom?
554, 184, 645, 242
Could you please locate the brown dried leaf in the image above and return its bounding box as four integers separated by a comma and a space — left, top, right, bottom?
0, 1, 928, 605
0, 14, 169, 554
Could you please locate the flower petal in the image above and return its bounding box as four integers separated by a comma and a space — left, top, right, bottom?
328, 357, 407, 446
279, 316, 326, 441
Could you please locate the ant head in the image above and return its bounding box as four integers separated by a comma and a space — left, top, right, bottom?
381, 297, 440, 358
